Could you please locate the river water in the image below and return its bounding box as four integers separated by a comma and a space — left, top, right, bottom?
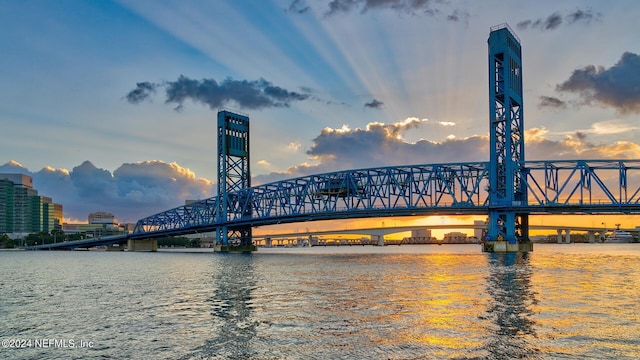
0, 244, 638, 359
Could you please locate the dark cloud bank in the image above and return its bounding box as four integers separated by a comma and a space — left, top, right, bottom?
126, 75, 311, 111
541, 52, 640, 114
557, 52, 640, 114
0, 160, 213, 222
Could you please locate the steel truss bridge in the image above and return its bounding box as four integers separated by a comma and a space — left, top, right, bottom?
125, 25, 639, 251
132, 159, 640, 240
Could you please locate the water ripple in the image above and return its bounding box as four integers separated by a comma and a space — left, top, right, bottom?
0, 244, 638, 359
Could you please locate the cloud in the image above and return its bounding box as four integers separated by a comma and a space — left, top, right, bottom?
517, 8, 601, 31
257, 160, 271, 168
584, 120, 640, 136
287, 142, 302, 152
538, 95, 567, 110
446, 9, 469, 23
0, 160, 214, 222
253, 116, 640, 185
287, 0, 311, 14
315, 0, 461, 18
556, 52, 640, 114
533, 120, 640, 141
126, 75, 311, 111
288, 0, 469, 24
364, 98, 384, 109
252, 117, 488, 184
124, 82, 157, 104
566, 8, 601, 24
525, 127, 640, 160
308, 118, 451, 165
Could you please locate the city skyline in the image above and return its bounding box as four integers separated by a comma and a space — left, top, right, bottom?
1, 1, 639, 223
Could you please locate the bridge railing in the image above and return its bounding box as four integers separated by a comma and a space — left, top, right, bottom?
132, 160, 640, 236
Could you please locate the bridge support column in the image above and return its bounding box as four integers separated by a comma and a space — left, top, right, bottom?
372, 234, 385, 246
482, 241, 533, 253
483, 25, 531, 253
127, 238, 157, 252
587, 231, 596, 243
215, 111, 256, 253
557, 230, 563, 244
265, 237, 272, 248
565, 229, 571, 244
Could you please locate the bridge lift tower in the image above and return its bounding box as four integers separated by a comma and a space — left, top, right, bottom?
216, 110, 256, 252
484, 24, 532, 252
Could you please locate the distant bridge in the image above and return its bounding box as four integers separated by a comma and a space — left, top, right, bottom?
252, 224, 639, 240
26, 220, 638, 251
26, 235, 128, 251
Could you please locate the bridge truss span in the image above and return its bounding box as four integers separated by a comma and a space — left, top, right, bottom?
132, 159, 640, 238
524, 160, 640, 212
246, 162, 490, 218
133, 162, 491, 237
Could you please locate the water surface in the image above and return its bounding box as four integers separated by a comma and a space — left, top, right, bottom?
1, 244, 638, 359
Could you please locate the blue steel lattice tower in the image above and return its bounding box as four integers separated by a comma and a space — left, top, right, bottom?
216, 110, 254, 250
486, 24, 531, 252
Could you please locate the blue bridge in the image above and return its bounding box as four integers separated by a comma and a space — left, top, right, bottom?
29, 24, 640, 252
28, 158, 640, 251
130, 159, 640, 241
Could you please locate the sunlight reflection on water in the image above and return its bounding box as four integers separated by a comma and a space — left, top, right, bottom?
0, 244, 638, 359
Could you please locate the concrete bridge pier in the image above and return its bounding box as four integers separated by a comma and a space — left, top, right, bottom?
371, 234, 385, 246
587, 231, 596, 243
128, 238, 157, 252
265, 237, 272, 248
556, 229, 571, 244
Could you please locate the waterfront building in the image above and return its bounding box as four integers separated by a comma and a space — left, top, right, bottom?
64, 211, 124, 237
88, 211, 118, 225
474, 220, 486, 240
402, 229, 435, 244
0, 173, 63, 237
443, 231, 469, 243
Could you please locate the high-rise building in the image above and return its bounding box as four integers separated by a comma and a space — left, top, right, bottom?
0, 178, 14, 233
0, 173, 63, 237
53, 203, 63, 230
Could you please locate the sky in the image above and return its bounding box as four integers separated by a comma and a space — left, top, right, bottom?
1, 0, 639, 226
